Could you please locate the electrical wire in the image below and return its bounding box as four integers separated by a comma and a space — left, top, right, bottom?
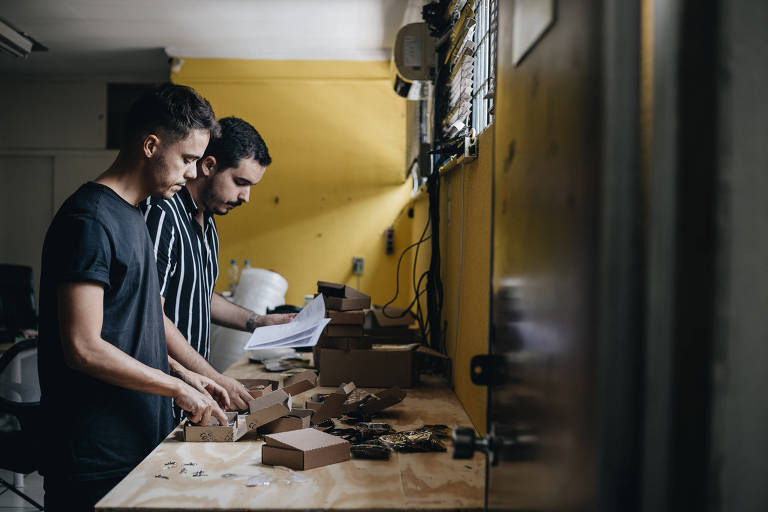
426, 170, 445, 354
380, 194, 437, 343
382, 213, 432, 318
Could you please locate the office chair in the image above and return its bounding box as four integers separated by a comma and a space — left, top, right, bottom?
0, 338, 43, 510
0, 264, 37, 343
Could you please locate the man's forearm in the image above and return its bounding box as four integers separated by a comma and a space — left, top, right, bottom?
210, 291, 253, 331
167, 355, 187, 378
66, 331, 182, 398
162, 303, 255, 410
59, 282, 183, 399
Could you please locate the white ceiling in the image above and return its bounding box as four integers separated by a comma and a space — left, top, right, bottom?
0, 0, 409, 78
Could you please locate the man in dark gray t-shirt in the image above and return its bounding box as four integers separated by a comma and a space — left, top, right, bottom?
37, 83, 229, 511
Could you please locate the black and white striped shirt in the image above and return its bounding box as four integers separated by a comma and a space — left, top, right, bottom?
141, 187, 220, 359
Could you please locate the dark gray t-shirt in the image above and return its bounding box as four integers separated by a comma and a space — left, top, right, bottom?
37, 182, 174, 481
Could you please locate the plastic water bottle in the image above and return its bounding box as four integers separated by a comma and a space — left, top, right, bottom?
228, 259, 239, 294
242, 259, 252, 276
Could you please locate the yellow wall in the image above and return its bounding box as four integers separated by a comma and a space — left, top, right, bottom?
394, 130, 493, 435
439, 130, 492, 435
172, 59, 411, 307
174, 58, 489, 434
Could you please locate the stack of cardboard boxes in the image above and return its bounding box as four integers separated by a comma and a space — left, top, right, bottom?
314, 281, 439, 388
316, 281, 371, 353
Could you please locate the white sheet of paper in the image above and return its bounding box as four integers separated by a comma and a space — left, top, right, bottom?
243, 294, 330, 350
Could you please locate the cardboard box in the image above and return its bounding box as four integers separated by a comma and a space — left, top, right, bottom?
340, 388, 375, 413
326, 309, 365, 325
262, 428, 350, 470
317, 335, 372, 351
245, 389, 293, 430
258, 409, 314, 434
362, 306, 420, 341
318, 281, 371, 311
184, 412, 247, 442
363, 329, 420, 342
316, 344, 444, 388
310, 382, 356, 425
280, 371, 318, 396
323, 324, 364, 337
324, 296, 371, 311
305, 393, 325, 411
317, 281, 360, 298
238, 378, 279, 398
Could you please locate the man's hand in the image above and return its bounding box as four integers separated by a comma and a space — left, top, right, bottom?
173, 380, 229, 426
211, 292, 296, 333
213, 374, 255, 411
177, 368, 231, 410
252, 313, 296, 329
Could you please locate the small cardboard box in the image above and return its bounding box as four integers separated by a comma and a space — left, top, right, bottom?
318, 281, 371, 311
310, 382, 356, 425
317, 335, 372, 351
323, 324, 364, 337
317, 281, 359, 298
341, 388, 374, 413
238, 378, 279, 398
280, 371, 318, 396
326, 309, 366, 325
363, 329, 420, 342
258, 409, 314, 435
305, 393, 325, 411
316, 345, 437, 388
245, 389, 293, 430
184, 412, 247, 442
262, 428, 350, 470
362, 306, 419, 341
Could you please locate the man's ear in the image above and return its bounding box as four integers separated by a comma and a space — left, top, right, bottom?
142, 134, 160, 158
199, 155, 217, 177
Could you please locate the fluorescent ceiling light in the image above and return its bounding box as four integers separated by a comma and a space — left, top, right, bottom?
0, 17, 46, 58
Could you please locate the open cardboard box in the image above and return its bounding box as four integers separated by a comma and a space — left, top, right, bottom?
316, 344, 448, 387
262, 428, 350, 470
258, 408, 314, 434
280, 370, 318, 396
238, 378, 279, 399
245, 389, 293, 430
305, 393, 325, 412
184, 411, 247, 442
318, 281, 371, 311
310, 382, 355, 424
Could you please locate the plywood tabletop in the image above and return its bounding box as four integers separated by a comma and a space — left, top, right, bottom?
96, 353, 485, 511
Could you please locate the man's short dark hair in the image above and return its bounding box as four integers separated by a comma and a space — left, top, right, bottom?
124, 82, 220, 148
204, 117, 272, 171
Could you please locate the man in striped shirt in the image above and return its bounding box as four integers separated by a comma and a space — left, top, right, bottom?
142, 117, 293, 410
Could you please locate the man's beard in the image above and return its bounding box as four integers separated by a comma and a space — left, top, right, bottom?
202, 184, 241, 215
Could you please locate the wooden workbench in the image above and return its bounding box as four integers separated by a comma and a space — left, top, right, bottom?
96, 353, 485, 511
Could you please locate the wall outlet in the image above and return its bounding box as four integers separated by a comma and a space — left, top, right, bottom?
352, 257, 364, 275
385, 226, 395, 254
